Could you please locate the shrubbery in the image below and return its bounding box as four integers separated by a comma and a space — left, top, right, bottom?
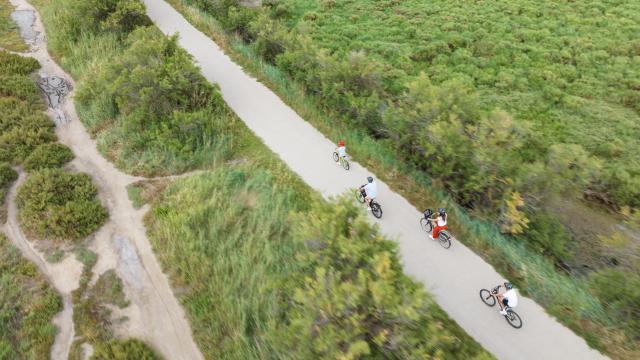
0, 51, 56, 164
0, 234, 62, 358
0, 161, 17, 198
91, 339, 158, 360
17, 169, 107, 242
24, 143, 74, 170
74, 25, 238, 174
0, 51, 39, 75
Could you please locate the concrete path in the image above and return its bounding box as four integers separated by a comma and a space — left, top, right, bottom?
144, 1, 606, 359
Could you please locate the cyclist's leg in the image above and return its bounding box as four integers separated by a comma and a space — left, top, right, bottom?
365, 196, 372, 209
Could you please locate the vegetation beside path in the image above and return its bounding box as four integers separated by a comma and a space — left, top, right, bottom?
1, 4, 157, 358
0, 0, 26, 51
0, 233, 62, 360
33, 0, 491, 358
156, 0, 640, 357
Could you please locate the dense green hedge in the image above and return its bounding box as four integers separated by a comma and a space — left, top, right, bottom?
23, 143, 74, 171
0, 234, 62, 359
16, 169, 107, 242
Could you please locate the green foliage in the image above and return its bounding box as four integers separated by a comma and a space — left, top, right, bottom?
16, 169, 107, 242
0, 162, 17, 200
589, 269, 640, 340
0, 52, 55, 165
0, 74, 42, 104
92, 270, 129, 308
68, 24, 239, 174
0, 0, 27, 52
0, 51, 39, 76
517, 212, 571, 262
284, 196, 487, 358
23, 143, 74, 171
148, 167, 488, 359
0, 233, 63, 359
91, 339, 158, 360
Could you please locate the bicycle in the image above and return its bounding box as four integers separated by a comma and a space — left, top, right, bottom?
479, 285, 523, 329
420, 209, 452, 249
332, 151, 350, 170
356, 188, 382, 219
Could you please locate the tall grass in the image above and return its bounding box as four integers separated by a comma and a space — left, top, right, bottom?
147, 168, 309, 358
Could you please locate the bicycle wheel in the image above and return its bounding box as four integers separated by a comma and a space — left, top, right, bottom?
333, 152, 339, 162
342, 159, 350, 170
505, 309, 523, 329
371, 203, 383, 219
420, 218, 433, 233
355, 189, 365, 203
479, 289, 496, 307
438, 231, 452, 249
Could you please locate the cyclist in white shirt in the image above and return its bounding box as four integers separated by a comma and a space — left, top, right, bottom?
336, 140, 347, 167
497, 282, 518, 315
360, 176, 377, 210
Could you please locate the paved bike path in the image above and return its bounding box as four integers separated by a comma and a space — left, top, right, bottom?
144, 1, 606, 359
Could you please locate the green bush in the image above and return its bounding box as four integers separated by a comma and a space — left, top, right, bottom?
16, 169, 107, 242
589, 269, 640, 339
0, 62, 55, 165
91, 339, 158, 360
0, 74, 43, 104
0, 51, 40, 75
74, 26, 238, 174
24, 143, 75, 171
0, 161, 18, 196
0, 234, 62, 359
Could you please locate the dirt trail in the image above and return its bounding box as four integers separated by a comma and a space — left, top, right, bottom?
5, 1, 204, 359
145, 1, 607, 359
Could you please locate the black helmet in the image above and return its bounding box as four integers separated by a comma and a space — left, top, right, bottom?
438, 208, 446, 215
367, 176, 374, 183
504, 282, 513, 290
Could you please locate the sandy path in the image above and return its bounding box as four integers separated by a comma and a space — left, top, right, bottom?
144, 1, 607, 359
6, 1, 204, 359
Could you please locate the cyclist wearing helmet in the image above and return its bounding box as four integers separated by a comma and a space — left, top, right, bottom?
336, 140, 347, 167
428, 208, 448, 240
359, 176, 377, 210
496, 282, 518, 315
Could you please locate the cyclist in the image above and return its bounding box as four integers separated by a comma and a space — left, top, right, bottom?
496, 281, 518, 315
336, 140, 347, 167
428, 208, 448, 240
359, 176, 377, 210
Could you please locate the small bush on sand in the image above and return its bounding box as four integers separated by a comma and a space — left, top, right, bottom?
0, 51, 39, 75
17, 169, 107, 242
24, 143, 74, 171
91, 339, 158, 360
